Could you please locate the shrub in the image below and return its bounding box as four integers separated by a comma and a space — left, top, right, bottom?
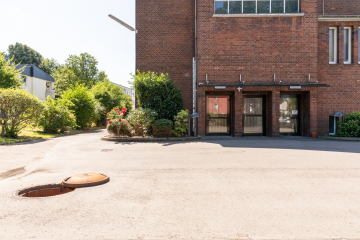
153, 119, 173, 137
173, 109, 189, 137
93, 102, 106, 126
127, 108, 157, 136
39, 96, 77, 133
61, 84, 96, 129
0, 88, 44, 137
338, 112, 360, 137
107, 119, 133, 137
107, 107, 128, 122
130, 71, 184, 120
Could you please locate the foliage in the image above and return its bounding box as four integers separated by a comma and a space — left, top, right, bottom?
39, 58, 59, 75
107, 119, 133, 137
38, 96, 77, 133
173, 109, 189, 137
7, 42, 43, 66
54, 53, 107, 95
0, 54, 25, 89
107, 107, 128, 121
91, 80, 132, 112
127, 108, 157, 136
337, 112, 360, 137
61, 84, 96, 129
130, 71, 184, 120
153, 119, 173, 137
0, 88, 44, 137
93, 102, 107, 126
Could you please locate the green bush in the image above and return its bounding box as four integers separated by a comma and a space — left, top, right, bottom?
130, 71, 184, 120
173, 109, 189, 137
39, 96, 77, 133
61, 84, 96, 129
93, 102, 106, 126
338, 112, 360, 137
0, 53, 25, 89
107, 119, 133, 137
153, 119, 173, 137
127, 107, 157, 136
0, 88, 44, 137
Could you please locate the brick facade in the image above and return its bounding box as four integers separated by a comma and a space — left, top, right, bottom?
136, 0, 360, 137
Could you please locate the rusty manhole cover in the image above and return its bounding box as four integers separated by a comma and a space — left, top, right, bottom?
15, 172, 110, 198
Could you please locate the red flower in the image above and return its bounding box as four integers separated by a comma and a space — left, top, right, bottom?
106, 114, 109, 117
108, 121, 112, 124
119, 119, 122, 122
118, 112, 121, 115
115, 108, 119, 111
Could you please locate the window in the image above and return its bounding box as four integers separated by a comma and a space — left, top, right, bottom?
214, 0, 299, 14
329, 27, 337, 64
214, 104, 219, 110
344, 27, 351, 64
46, 82, 52, 90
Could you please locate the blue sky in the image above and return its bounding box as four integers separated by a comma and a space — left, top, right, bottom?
0, 0, 135, 87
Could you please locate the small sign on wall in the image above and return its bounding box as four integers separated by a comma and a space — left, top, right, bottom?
292, 110, 298, 115
290, 86, 302, 89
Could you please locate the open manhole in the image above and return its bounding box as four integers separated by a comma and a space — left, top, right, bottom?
15, 172, 109, 198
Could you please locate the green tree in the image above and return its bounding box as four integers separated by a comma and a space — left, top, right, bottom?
54, 53, 106, 95
0, 88, 44, 137
0, 53, 24, 89
39, 58, 59, 75
7, 42, 43, 66
130, 71, 184, 120
61, 84, 96, 129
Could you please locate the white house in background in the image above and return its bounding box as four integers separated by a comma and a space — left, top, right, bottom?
116, 84, 135, 109
16, 64, 55, 101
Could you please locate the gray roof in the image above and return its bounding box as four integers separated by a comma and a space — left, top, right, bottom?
16, 64, 55, 82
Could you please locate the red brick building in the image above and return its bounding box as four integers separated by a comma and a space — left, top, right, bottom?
136, 0, 360, 137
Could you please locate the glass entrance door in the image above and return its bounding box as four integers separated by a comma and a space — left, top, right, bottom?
206, 95, 230, 135
280, 95, 300, 135
243, 96, 265, 136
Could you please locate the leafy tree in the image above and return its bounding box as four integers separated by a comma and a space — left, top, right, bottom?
61, 84, 96, 129
39, 58, 59, 75
91, 79, 132, 112
130, 71, 184, 120
54, 53, 106, 95
0, 53, 24, 89
7, 42, 43, 66
39, 96, 77, 133
0, 88, 44, 137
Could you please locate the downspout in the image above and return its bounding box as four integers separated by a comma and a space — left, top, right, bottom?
323, 0, 324, 15
194, 0, 198, 136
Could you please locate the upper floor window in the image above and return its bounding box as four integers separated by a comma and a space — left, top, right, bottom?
329, 27, 337, 64
214, 0, 299, 14
343, 27, 351, 64
22, 76, 27, 85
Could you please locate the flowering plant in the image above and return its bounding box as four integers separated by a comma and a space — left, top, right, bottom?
106, 107, 132, 136
107, 107, 128, 124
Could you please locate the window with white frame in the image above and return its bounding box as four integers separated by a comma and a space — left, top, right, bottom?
214, 0, 299, 14
344, 27, 351, 64
329, 27, 337, 64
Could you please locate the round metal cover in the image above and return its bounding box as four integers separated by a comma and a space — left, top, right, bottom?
62, 172, 109, 188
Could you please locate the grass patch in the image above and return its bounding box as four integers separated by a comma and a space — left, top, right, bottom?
0, 126, 104, 145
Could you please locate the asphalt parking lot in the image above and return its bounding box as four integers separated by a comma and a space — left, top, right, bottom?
1, 129, 360, 240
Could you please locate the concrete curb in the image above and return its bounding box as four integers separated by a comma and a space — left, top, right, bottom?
101, 135, 201, 142
318, 136, 360, 141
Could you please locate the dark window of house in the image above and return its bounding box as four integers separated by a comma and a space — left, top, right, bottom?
257, 0, 270, 13
243, 0, 256, 13
215, 1, 229, 13
285, 0, 298, 13
229, 1, 242, 13
271, 0, 284, 13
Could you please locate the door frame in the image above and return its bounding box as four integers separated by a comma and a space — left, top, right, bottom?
242, 94, 266, 136
205, 92, 232, 136
279, 94, 302, 136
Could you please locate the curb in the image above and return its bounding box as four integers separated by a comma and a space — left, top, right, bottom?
101, 135, 201, 142
318, 136, 360, 141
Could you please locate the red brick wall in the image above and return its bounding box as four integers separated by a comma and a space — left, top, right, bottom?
317, 22, 360, 134
136, 0, 195, 112
318, 0, 360, 15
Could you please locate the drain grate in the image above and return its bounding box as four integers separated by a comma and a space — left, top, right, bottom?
101, 149, 113, 152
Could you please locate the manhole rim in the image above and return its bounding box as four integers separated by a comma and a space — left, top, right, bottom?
14, 183, 76, 199
62, 173, 110, 188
